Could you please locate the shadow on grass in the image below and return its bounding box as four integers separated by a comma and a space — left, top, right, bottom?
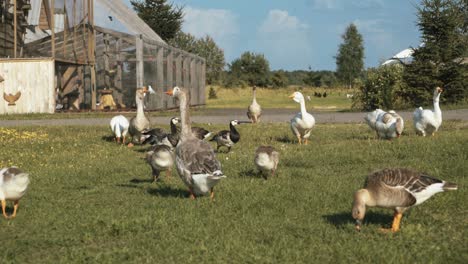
276, 136, 294, 144
323, 211, 393, 229
101, 135, 115, 142
130, 178, 153, 184
239, 168, 266, 179
146, 186, 188, 198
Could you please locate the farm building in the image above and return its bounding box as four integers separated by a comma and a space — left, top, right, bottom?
0, 0, 206, 114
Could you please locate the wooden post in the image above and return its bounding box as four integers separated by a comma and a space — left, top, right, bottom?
201, 61, 206, 105
115, 37, 123, 106
197, 60, 204, 105
88, 0, 96, 109
156, 47, 164, 109
135, 35, 144, 89
63, 1, 67, 58
51, 0, 55, 57
166, 49, 173, 108
190, 58, 197, 105
183, 56, 190, 91
175, 52, 182, 87
13, 0, 17, 58
104, 33, 110, 88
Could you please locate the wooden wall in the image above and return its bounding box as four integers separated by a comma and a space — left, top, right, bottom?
0, 1, 29, 58
0, 59, 55, 114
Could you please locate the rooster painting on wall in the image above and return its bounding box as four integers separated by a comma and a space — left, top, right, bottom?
4, 91, 22, 106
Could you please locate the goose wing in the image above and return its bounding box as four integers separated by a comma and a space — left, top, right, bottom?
176, 139, 222, 185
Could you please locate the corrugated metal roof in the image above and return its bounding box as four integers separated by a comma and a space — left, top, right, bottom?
27, 0, 43, 25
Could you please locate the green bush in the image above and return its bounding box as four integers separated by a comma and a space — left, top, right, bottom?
356, 64, 405, 111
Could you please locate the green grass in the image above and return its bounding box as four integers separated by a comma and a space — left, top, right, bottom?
206, 86, 354, 110
0, 121, 467, 263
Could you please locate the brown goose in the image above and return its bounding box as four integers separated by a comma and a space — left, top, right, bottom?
0, 167, 30, 219
254, 146, 279, 179
247, 86, 261, 123
165, 86, 226, 200
352, 168, 457, 232
128, 86, 155, 146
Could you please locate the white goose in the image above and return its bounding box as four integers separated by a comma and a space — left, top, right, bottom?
364, 109, 385, 132
375, 110, 404, 139
165, 86, 226, 200
289, 91, 315, 145
110, 115, 129, 144
413, 87, 443, 136
247, 86, 262, 123
353, 168, 457, 232
128, 85, 155, 146
0, 167, 30, 219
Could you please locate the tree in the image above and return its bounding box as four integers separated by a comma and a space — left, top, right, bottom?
131, 0, 183, 41
195, 36, 225, 85
169, 33, 225, 85
271, 70, 288, 88
228, 52, 270, 87
335, 23, 365, 88
402, 0, 467, 105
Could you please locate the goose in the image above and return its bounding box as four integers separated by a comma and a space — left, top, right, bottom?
352, 168, 457, 232
364, 109, 385, 132
191, 126, 212, 140
146, 145, 174, 182
128, 85, 155, 146
0, 167, 30, 219
165, 86, 226, 200
210, 120, 250, 153
413, 87, 443, 136
110, 115, 129, 144
374, 110, 404, 139
289, 91, 315, 145
247, 86, 262, 123
254, 146, 280, 179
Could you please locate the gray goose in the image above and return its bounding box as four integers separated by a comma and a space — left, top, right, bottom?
0, 167, 30, 219
247, 86, 262, 123
128, 85, 155, 146
165, 86, 226, 200
352, 168, 457, 232
254, 146, 279, 179
146, 144, 174, 182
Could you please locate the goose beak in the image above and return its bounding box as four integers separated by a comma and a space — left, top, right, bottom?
288, 93, 295, 98
165, 89, 173, 96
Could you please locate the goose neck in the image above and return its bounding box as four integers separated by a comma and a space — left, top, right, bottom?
179, 93, 192, 138
299, 99, 307, 116
136, 96, 145, 118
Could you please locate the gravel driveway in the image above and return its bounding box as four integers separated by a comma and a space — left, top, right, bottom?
1, 108, 467, 127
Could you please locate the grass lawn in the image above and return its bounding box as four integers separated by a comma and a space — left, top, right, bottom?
0, 121, 467, 263
206, 86, 354, 110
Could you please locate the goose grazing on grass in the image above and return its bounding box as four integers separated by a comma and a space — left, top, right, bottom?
254, 146, 279, 179
375, 110, 404, 139
289, 91, 315, 145
110, 115, 129, 144
0, 167, 30, 219
413, 87, 443, 136
352, 168, 457, 232
247, 86, 262, 123
128, 85, 156, 146
165, 86, 226, 200
364, 109, 385, 132
146, 145, 174, 182
210, 120, 250, 153
191, 126, 212, 141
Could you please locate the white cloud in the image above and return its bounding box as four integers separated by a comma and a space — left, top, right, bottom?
257, 10, 312, 70
353, 19, 385, 33
311, 0, 384, 9
181, 6, 239, 60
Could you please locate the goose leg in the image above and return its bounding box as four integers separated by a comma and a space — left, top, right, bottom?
304, 138, 309, 145
10, 200, 19, 218
116, 137, 121, 143
122, 136, 126, 145
189, 188, 196, 200
210, 187, 215, 201
391, 212, 403, 232
297, 135, 302, 145
1, 200, 8, 219
152, 169, 160, 183
166, 169, 172, 178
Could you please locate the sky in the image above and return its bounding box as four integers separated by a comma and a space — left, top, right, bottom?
116, 0, 422, 71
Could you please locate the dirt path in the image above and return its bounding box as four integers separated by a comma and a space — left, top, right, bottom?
1, 108, 467, 127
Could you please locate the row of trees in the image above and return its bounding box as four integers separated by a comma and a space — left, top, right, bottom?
131, 0, 467, 108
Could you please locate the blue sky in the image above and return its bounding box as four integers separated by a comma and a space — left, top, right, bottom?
119, 0, 422, 71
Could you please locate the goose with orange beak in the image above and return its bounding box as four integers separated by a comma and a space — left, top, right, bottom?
289, 91, 315, 145
165, 87, 226, 200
